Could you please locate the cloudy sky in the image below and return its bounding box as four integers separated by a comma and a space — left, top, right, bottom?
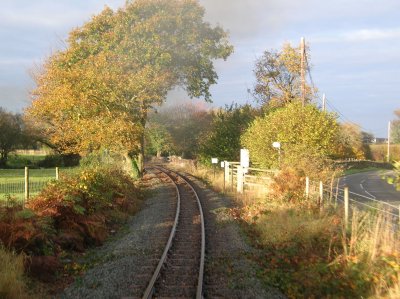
1, 0, 399, 137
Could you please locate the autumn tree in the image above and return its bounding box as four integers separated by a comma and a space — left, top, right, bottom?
27, 0, 233, 174
335, 123, 371, 160
241, 102, 340, 178
199, 104, 257, 163
253, 43, 315, 108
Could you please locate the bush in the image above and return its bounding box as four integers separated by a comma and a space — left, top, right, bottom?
270, 167, 306, 202
26, 166, 141, 249
0, 164, 142, 296
241, 102, 341, 178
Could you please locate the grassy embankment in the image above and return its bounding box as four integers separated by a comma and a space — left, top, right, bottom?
179, 163, 400, 298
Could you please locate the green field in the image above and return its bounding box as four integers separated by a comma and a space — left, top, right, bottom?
0, 168, 77, 205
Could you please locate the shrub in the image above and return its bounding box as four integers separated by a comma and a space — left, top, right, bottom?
270, 167, 305, 202
241, 102, 341, 179
26, 166, 141, 249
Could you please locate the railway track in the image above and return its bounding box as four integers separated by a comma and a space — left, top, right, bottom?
142, 165, 205, 299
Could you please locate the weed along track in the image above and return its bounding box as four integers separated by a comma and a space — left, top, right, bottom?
142, 166, 205, 299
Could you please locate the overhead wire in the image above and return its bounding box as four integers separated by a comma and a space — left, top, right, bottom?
304, 47, 377, 134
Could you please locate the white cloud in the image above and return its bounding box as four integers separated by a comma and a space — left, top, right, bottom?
342, 28, 400, 42
311, 28, 400, 44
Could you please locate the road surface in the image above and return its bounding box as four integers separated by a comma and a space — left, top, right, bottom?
340, 170, 400, 207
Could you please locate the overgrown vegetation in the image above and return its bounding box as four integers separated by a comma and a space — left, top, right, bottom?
0, 165, 142, 297
185, 163, 400, 298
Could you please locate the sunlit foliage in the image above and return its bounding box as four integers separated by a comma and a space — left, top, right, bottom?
241, 102, 340, 177
253, 43, 316, 108
27, 0, 233, 169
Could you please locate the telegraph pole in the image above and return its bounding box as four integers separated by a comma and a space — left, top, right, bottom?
300, 37, 306, 106
322, 94, 326, 112
387, 121, 391, 162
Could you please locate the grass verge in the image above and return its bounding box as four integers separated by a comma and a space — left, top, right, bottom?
179, 161, 400, 298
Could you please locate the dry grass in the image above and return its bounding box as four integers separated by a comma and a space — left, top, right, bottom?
256, 205, 338, 246
337, 209, 400, 298
172, 161, 400, 298
0, 248, 31, 299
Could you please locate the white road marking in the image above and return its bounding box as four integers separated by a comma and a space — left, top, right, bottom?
360, 182, 376, 199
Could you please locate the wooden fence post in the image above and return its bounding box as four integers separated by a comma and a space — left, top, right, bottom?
305, 177, 310, 198
56, 167, 59, 180
344, 186, 349, 228
237, 165, 244, 194
24, 166, 29, 202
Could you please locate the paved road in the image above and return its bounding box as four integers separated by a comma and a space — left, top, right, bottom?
340, 170, 400, 207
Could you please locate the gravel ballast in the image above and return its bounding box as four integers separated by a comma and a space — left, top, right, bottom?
60, 166, 286, 298
61, 169, 176, 299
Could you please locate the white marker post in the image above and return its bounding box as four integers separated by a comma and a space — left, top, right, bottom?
239, 149, 250, 193
272, 142, 281, 168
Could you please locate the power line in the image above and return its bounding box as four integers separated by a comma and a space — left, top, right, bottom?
303, 39, 379, 135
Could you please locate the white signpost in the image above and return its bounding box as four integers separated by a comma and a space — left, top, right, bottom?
237, 149, 250, 193
240, 148, 249, 174
272, 142, 281, 167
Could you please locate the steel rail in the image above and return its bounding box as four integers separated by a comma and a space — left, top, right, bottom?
142, 166, 205, 299
163, 167, 205, 299
142, 167, 181, 299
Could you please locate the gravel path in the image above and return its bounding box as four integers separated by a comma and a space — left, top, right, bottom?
60, 169, 176, 299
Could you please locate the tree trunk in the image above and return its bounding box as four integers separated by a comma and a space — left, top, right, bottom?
0, 151, 8, 168
156, 150, 161, 158
123, 152, 134, 174
137, 105, 147, 177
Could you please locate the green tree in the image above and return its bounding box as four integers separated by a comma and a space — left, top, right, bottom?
0, 109, 24, 167
199, 104, 257, 163
391, 109, 400, 144
146, 124, 173, 157
241, 102, 340, 178
253, 43, 315, 108
28, 0, 233, 174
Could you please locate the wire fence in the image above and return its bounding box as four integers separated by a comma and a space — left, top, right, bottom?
224, 161, 400, 228
309, 179, 400, 228
0, 167, 77, 207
